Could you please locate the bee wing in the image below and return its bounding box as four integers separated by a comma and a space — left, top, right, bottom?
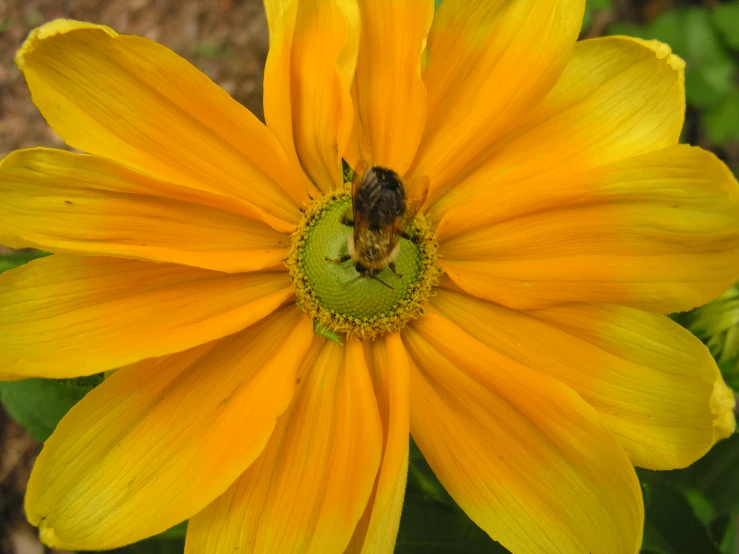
351, 160, 371, 202
351, 160, 372, 242
402, 174, 429, 226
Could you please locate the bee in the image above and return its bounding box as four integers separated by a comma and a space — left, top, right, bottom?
327, 163, 427, 285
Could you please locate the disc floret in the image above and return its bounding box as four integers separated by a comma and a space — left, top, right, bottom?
286, 185, 441, 339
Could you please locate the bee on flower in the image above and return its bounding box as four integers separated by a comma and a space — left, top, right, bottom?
0, 2, 738, 554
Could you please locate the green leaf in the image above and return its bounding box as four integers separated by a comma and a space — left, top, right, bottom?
59, 373, 107, 390
398, 440, 510, 553
680, 8, 735, 109
717, 516, 737, 554
647, 10, 685, 54
686, 63, 736, 110
663, 434, 739, 516
0, 378, 96, 442
707, 514, 736, 553
407, 439, 454, 507
704, 91, 739, 145
0, 249, 49, 274
608, 22, 648, 39
155, 521, 188, 540
588, 0, 611, 10
581, 8, 592, 32
639, 475, 721, 554
684, 489, 715, 525
712, 3, 739, 51
84, 537, 185, 554
396, 494, 510, 554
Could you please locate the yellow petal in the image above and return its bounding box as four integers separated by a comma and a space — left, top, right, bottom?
350, 0, 433, 176
346, 333, 410, 553
432, 289, 736, 470
0, 372, 23, 382
439, 145, 739, 312
263, 0, 359, 191
0, 256, 292, 379
0, 149, 290, 272
404, 310, 644, 554
186, 337, 383, 553
26, 306, 314, 550
411, 0, 585, 200
262, 0, 300, 174
430, 36, 685, 212
17, 19, 307, 231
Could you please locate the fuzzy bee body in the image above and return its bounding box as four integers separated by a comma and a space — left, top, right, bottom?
349, 166, 407, 276
332, 164, 427, 281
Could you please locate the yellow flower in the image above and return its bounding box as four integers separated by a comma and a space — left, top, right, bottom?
1, 1, 738, 553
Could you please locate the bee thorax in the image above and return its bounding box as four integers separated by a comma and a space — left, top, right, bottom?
351, 232, 397, 267
354, 167, 406, 229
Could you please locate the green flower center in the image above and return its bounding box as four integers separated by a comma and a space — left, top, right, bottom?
286, 184, 441, 339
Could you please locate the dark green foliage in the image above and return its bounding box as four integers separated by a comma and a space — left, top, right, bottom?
0, 249, 49, 274
397, 440, 510, 553
88, 537, 186, 554
639, 474, 721, 554
0, 378, 94, 442
663, 435, 739, 518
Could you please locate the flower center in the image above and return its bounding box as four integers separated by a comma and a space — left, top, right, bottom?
286, 183, 441, 339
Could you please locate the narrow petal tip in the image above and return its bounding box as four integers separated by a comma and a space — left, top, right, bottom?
711, 378, 737, 441
16, 19, 117, 69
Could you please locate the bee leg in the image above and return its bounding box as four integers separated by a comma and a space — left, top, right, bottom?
341, 215, 354, 227
388, 262, 403, 279
374, 276, 395, 290
400, 231, 420, 244
325, 255, 352, 264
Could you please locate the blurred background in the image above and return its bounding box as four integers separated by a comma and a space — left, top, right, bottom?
1, 0, 738, 552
